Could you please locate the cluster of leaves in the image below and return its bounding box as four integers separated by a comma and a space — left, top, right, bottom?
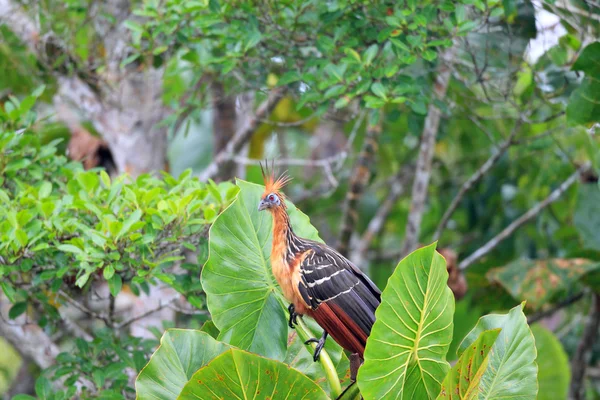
0, 94, 237, 398
126, 0, 498, 113
135, 181, 540, 399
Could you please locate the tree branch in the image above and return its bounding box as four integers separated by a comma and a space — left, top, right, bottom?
351, 168, 412, 266
338, 112, 383, 256
400, 45, 457, 257
198, 87, 286, 182
433, 119, 521, 241
569, 293, 600, 400
459, 163, 590, 270
527, 292, 584, 325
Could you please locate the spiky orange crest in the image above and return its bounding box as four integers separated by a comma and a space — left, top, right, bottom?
260, 161, 292, 200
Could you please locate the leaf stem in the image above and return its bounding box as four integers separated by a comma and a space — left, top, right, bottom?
295, 317, 343, 398
335, 381, 361, 400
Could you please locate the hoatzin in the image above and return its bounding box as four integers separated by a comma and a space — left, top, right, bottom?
258, 165, 381, 362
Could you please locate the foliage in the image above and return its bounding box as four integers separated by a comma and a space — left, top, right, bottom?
0, 96, 235, 397
128, 0, 483, 114
136, 182, 538, 400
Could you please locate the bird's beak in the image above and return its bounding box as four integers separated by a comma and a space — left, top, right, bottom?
258, 200, 268, 211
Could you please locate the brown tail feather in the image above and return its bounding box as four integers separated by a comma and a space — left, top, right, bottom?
308, 302, 368, 356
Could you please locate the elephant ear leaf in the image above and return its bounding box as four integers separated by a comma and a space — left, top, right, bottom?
358, 243, 455, 399
201, 179, 321, 361
437, 328, 501, 399
457, 303, 538, 399
178, 348, 330, 400
135, 329, 230, 399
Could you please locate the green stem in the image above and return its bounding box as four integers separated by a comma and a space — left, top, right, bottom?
295, 317, 343, 398
335, 381, 361, 400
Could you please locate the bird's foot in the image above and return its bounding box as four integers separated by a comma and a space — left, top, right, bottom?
304, 331, 328, 362
288, 304, 299, 329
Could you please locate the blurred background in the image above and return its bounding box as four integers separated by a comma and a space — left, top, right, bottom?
0, 0, 599, 398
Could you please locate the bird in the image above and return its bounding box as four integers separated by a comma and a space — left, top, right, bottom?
258, 163, 381, 362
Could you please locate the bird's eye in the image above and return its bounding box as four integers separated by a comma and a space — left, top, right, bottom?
268, 194, 276, 202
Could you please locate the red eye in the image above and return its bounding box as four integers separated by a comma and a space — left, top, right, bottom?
268, 194, 276, 201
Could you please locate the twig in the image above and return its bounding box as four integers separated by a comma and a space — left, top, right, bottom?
527, 292, 584, 324
459, 163, 590, 270
58, 309, 93, 341
59, 290, 112, 327
569, 293, 600, 400
115, 294, 180, 329
338, 112, 383, 257
433, 120, 521, 241
198, 87, 286, 182
400, 45, 457, 257
351, 168, 411, 266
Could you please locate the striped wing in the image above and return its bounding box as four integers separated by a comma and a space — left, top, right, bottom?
297, 242, 381, 355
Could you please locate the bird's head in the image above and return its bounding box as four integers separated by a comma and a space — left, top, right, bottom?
258, 162, 291, 212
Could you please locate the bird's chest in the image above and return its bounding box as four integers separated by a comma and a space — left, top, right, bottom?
272, 256, 295, 301
271, 239, 295, 301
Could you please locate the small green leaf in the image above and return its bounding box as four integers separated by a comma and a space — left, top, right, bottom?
108, 274, 122, 297
278, 71, 301, 86
364, 95, 386, 109
9, 302, 28, 319
103, 265, 115, 280
364, 44, 379, 66
57, 244, 83, 255
344, 48, 361, 62
100, 170, 111, 188
1, 281, 16, 302
118, 209, 142, 239
76, 271, 92, 288
38, 181, 52, 199
371, 82, 388, 100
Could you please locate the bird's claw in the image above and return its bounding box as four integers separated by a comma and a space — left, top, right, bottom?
288, 304, 299, 329
304, 331, 328, 362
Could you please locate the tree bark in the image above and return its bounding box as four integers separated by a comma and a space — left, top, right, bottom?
400, 46, 456, 257
569, 293, 600, 400
0, 0, 169, 176
338, 114, 382, 257
211, 82, 238, 181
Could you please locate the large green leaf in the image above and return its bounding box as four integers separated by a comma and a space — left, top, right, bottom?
532, 325, 570, 400
135, 329, 230, 399
201, 179, 321, 361
358, 243, 455, 399
178, 348, 330, 400
574, 184, 600, 251
487, 258, 600, 310
458, 304, 538, 399
437, 329, 501, 399
567, 42, 600, 125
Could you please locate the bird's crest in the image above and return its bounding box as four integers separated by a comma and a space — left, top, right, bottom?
260, 160, 291, 197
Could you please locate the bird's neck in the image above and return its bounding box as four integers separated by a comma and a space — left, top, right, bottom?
271, 207, 298, 265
